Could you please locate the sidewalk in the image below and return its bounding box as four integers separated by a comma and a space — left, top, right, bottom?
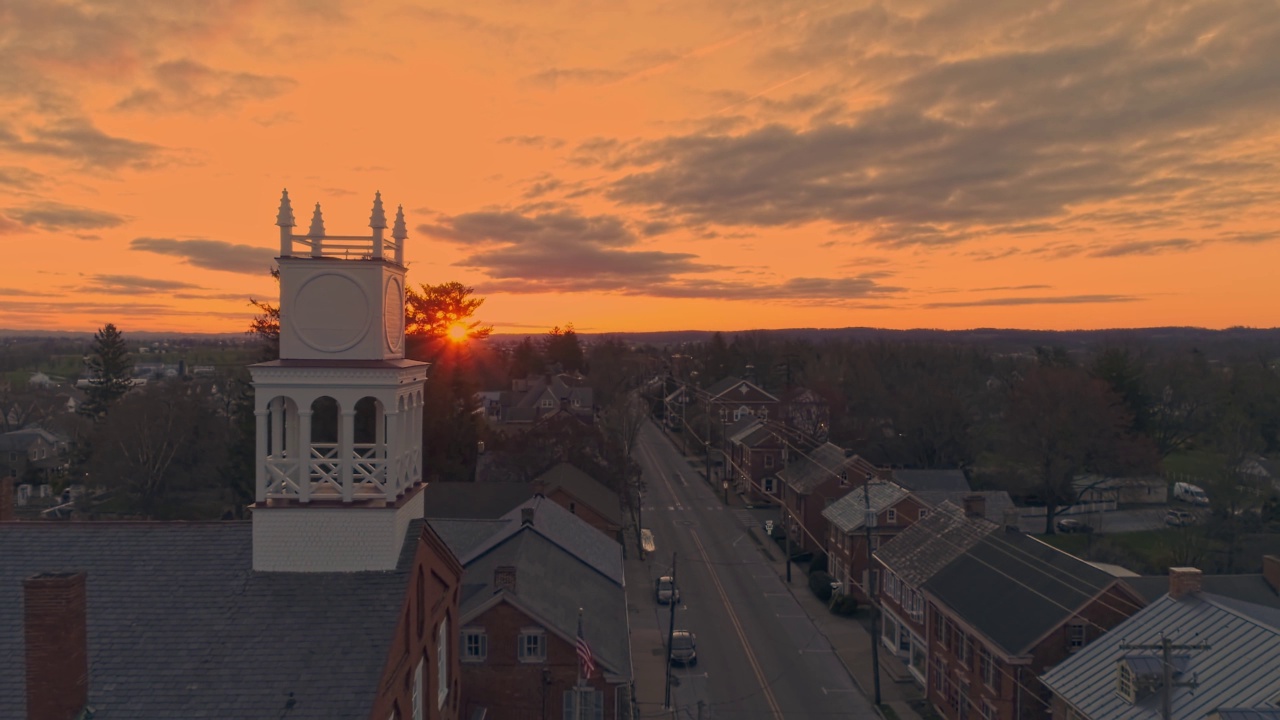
622, 531, 676, 720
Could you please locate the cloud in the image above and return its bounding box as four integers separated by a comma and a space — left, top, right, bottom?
922, 294, 1140, 309
498, 135, 566, 150
83, 274, 205, 294
0, 287, 57, 297
523, 67, 627, 89
1088, 239, 1201, 257
0, 118, 164, 170
4, 202, 130, 231
130, 237, 277, 275
0, 166, 45, 189
114, 60, 297, 114
396, 7, 523, 43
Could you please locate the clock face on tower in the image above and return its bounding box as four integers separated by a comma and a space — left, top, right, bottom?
384, 276, 404, 352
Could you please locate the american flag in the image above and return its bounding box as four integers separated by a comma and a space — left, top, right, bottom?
576, 609, 596, 680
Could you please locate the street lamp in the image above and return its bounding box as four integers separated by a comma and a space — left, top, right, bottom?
721, 479, 729, 505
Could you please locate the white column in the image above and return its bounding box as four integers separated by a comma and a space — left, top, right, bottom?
297, 411, 313, 503
254, 409, 269, 502
385, 410, 399, 496
270, 397, 284, 458
340, 408, 356, 502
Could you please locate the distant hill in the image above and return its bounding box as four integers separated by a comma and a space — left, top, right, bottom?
0, 329, 247, 342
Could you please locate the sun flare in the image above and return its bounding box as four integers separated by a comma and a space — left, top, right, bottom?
447, 323, 469, 342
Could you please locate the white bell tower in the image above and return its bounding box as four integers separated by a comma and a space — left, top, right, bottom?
250, 189, 429, 572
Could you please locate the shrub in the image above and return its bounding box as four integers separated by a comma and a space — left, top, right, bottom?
809, 570, 834, 602
809, 552, 828, 574
830, 594, 859, 616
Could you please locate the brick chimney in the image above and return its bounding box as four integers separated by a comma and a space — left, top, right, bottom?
962, 494, 986, 519
1, 475, 15, 522
24, 572, 89, 720
494, 566, 517, 595
1169, 567, 1203, 599
1263, 555, 1280, 594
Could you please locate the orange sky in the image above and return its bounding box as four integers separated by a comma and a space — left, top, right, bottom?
2, 0, 1279, 335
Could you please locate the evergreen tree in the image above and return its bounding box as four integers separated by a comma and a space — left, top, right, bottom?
81, 323, 133, 418
544, 324, 584, 373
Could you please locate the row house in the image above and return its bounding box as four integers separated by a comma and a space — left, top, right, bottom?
724, 418, 784, 505
430, 496, 632, 720
876, 500, 1148, 720
481, 374, 594, 428
775, 443, 883, 555
532, 462, 625, 541
822, 480, 925, 601
1042, 561, 1280, 720
703, 377, 778, 424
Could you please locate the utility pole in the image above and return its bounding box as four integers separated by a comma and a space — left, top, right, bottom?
635, 482, 645, 560
862, 473, 882, 706
784, 509, 792, 584
1119, 636, 1209, 720
704, 402, 712, 484
664, 552, 678, 710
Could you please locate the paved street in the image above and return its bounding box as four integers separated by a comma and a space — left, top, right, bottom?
628, 420, 879, 720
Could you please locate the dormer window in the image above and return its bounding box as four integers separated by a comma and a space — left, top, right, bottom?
1116, 662, 1135, 702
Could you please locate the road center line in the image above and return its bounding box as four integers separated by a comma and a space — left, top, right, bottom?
689, 528, 784, 720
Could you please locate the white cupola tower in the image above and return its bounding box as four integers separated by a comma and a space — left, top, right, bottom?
250, 190, 428, 572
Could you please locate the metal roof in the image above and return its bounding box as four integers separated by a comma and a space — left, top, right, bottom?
1041, 593, 1280, 719
822, 481, 913, 534
776, 443, 878, 494
891, 468, 971, 493
874, 501, 996, 588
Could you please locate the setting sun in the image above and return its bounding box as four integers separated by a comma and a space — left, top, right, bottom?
447, 324, 469, 343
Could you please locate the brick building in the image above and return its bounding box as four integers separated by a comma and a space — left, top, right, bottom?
776, 443, 883, 555
1, 192, 465, 720
725, 419, 785, 505
532, 463, 624, 540
822, 480, 925, 600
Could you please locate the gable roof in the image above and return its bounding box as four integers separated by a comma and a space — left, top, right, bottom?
1122, 573, 1280, 608
535, 463, 622, 526
458, 496, 624, 585
875, 501, 997, 588
892, 469, 971, 493
459, 531, 630, 678
823, 481, 913, 534
777, 443, 878, 494
422, 481, 535, 520
0, 521, 421, 720
914, 490, 1016, 525
705, 377, 778, 402
725, 416, 763, 443
924, 530, 1125, 656
1041, 593, 1280, 720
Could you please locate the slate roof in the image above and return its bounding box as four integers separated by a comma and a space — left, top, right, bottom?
924, 529, 1125, 656
874, 501, 997, 588
1041, 592, 1280, 720
451, 496, 624, 585
705, 377, 777, 402
535, 463, 623, 526
738, 424, 778, 448
777, 443, 878, 494
725, 416, 762, 443
823, 481, 913, 534
422, 481, 535, 520
914, 490, 1016, 525
460, 531, 630, 678
1122, 573, 1280, 608
0, 521, 420, 720
892, 469, 971, 493
429, 519, 511, 559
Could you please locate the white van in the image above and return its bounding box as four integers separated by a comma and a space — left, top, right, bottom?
1173, 482, 1210, 506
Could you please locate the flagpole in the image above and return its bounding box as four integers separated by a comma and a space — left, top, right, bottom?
577, 608, 585, 688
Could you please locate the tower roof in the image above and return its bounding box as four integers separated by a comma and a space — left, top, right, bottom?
307, 202, 325, 237
392, 204, 408, 241
275, 188, 295, 227
369, 191, 387, 229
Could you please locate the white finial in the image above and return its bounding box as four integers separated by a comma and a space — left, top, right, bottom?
276, 189, 295, 227
369, 191, 387, 229
392, 204, 408, 241
308, 202, 326, 238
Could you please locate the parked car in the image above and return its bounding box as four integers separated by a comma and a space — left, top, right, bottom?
1173, 482, 1210, 506
669, 630, 697, 666
655, 576, 680, 605
1056, 518, 1093, 533
1165, 509, 1196, 527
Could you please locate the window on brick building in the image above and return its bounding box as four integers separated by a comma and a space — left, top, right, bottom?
764, 477, 775, 493
919, 508, 929, 520
980, 648, 996, 689
932, 656, 945, 693
958, 680, 970, 720
886, 508, 897, 524
1068, 621, 1086, 651
416, 568, 425, 639
764, 455, 774, 469
981, 700, 997, 720
957, 633, 970, 667
438, 618, 449, 708
412, 658, 424, 720
519, 628, 547, 662
461, 627, 487, 662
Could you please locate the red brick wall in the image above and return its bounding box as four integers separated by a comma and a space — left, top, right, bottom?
24, 571, 88, 720
369, 524, 464, 720
460, 601, 620, 720
545, 488, 620, 539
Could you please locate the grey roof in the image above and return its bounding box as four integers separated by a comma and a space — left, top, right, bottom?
1214, 711, 1280, 720
892, 469, 971, 493
535, 463, 623, 526
1123, 574, 1280, 608
874, 501, 997, 589
725, 416, 763, 443
0, 521, 420, 720
429, 518, 511, 559
1041, 592, 1280, 720
925, 530, 1124, 656
738, 424, 779, 448
461, 496, 624, 585
0, 428, 60, 451
777, 443, 878, 494
823, 481, 912, 534
460, 531, 630, 678
421, 481, 534, 520
705, 376, 744, 397
914, 490, 1016, 525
